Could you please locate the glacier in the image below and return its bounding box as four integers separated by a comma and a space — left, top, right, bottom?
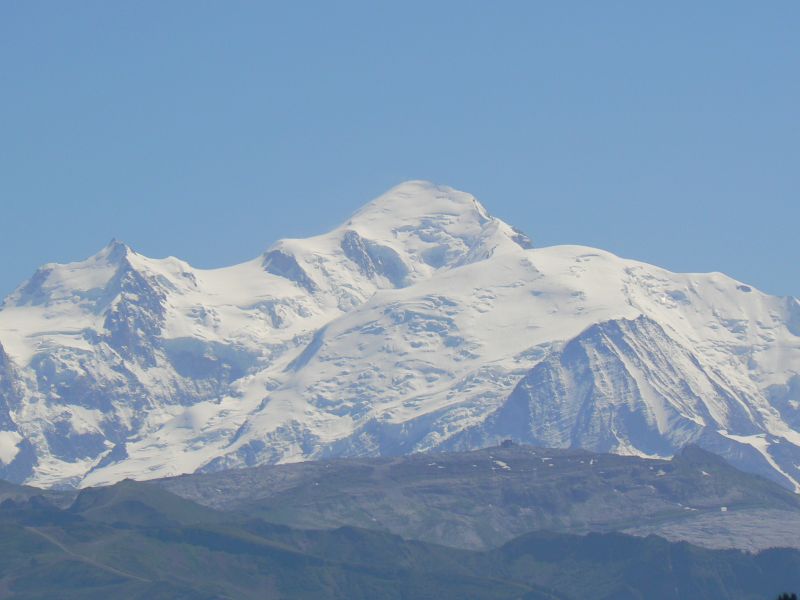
0, 180, 798, 489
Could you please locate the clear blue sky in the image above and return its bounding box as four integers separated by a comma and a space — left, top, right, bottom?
1, 2, 797, 298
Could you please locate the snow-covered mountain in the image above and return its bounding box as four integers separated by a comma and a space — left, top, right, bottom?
0, 181, 798, 489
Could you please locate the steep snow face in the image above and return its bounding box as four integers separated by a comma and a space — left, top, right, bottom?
453, 314, 788, 475
0, 342, 34, 482
0, 181, 798, 489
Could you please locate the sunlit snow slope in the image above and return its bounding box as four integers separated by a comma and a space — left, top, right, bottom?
0, 181, 798, 489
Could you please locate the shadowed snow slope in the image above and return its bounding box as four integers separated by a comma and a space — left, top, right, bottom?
0, 181, 798, 489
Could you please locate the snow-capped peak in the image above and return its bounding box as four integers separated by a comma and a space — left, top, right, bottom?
0, 181, 798, 492
94, 238, 133, 263
260, 181, 533, 294
345, 180, 492, 234
342, 180, 532, 265
6, 239, 135, 309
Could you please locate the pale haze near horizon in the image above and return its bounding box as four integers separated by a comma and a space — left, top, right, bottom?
0, 2, 797, 298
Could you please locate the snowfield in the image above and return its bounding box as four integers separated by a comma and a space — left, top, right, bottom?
0, 181, 798, 489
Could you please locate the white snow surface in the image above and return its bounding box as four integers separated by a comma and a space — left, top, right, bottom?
0, 181, 798, 489
0, 431, 22, 464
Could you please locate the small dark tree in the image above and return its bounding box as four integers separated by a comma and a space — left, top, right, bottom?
777, 594, 798, 600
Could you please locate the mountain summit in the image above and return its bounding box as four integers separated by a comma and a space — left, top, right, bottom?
0, 182, 798, 489
261, 181, 532, 295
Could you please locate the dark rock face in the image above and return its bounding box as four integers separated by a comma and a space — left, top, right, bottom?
0, 342, 19, 431
101, 260, 167, 366
262, 250, 317, 292
510, 226, 534, 249
341, 230, 409, 287
0, 342, 36, 482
